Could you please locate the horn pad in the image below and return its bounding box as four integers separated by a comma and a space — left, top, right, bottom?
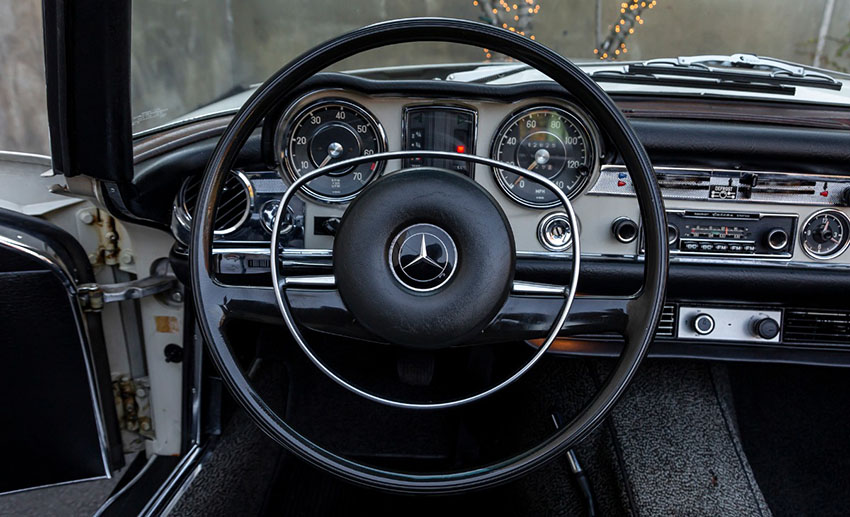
333, 168, 515, 349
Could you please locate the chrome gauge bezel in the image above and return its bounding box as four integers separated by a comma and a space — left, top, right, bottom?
800, 208, 850, 260
490, 103, 601, 209
274, 95, 388, 204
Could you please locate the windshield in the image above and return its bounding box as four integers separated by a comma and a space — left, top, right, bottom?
130, 1, 850, 133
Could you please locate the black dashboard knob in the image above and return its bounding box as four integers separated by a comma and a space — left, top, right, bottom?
693, 314, 715, 335
753, 317, 780, 340
612, 217, 638, 243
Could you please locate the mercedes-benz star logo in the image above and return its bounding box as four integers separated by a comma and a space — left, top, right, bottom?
389, 224, 457, 292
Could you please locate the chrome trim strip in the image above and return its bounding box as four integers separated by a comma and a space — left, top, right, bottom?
0, 150, 52, 166
512, 280, 567, 296
284, 274, 336, 288
594, 164, 850, 206
0, 234, 113, 480
270, 149, 580, 409
141, 445, 203, 516
93, 454, 157, 517
280, 274, 565, 296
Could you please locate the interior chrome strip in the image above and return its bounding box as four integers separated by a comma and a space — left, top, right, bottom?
280, 274, 565, 296
141, 445, 203, 516
593, 164, 850, 206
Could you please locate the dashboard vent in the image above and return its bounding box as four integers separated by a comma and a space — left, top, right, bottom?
656, 171, 710, 190
750, 176, 817, 196
784, 309, 850, 346
179, 171, 252, 235
655, 304, 677, 337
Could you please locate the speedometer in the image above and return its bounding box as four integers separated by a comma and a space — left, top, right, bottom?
491, 105, 596, 208
276, 99, 386, 202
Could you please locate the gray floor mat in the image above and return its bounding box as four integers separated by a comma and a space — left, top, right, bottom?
605, 360, 771, 516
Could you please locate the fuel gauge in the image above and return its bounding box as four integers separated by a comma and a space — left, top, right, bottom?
801, 209, 850, 259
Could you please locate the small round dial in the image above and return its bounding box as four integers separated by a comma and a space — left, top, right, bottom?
800, 209, 850, 259
276, 99, 386, 202
491, 105, 596, 208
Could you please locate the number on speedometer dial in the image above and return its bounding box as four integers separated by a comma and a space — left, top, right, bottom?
276, 99, 386, 203
492, 106, 596, 208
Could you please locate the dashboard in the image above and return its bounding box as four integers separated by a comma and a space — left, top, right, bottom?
155, 75, 850, 366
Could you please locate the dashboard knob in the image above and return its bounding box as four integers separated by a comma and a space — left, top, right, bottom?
765, 228, 789, 250
612, 217, 638, 243
693, 314, 715, 335
753, 317, 780, 340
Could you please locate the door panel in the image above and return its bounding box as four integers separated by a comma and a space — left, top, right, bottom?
0, 208, 123, 494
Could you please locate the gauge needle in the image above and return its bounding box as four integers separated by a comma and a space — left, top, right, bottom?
513, 160, 538, 186
319, 154, 333, 168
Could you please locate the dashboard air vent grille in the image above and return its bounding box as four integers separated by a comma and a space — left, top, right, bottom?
750, 176, 817, 196
655, 304, 677, 337
180, 171, 252, 235
784, 309, 850, 346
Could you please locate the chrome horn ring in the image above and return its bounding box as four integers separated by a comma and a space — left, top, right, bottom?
270, 150, 580, 409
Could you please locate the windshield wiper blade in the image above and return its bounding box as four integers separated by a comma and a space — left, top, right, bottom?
591, 68, 796, 95
637, 54, 843, 91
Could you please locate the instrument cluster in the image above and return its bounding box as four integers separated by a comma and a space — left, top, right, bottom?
272, 91, 601, 207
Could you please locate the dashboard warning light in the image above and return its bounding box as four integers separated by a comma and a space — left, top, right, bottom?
455, 145, 465, 153
617, 180, 627, 187
821, 191, 829, 197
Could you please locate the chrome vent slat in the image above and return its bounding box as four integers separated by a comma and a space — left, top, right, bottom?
655, 304, 676, 337
178, 171, 252, 235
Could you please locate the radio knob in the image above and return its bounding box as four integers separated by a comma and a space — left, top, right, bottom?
766, 228, 789, 251
612, 217, 638, 243
693, 314, 715, 335
753, 317, 780, 340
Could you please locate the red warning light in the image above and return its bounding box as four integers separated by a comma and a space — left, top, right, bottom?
455, 145, 466, 154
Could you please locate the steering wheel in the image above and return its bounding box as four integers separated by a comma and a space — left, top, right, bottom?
191, 18, 667, 493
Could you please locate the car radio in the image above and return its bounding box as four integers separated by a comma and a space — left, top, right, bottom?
658, 210, 797, 258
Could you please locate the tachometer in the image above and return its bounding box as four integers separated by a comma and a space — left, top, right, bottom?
276, 99, 386, 202
491, 105, 596, 208
800, 209, 850, 260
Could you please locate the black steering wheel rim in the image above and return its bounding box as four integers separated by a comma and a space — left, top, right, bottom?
191, 17, 668, 494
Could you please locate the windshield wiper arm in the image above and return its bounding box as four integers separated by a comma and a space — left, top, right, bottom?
636, 54, 842, 91
590, 68, 797, 95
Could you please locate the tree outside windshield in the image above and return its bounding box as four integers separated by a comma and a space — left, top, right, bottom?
128, 0, 850, 132
2, 0, 850, 152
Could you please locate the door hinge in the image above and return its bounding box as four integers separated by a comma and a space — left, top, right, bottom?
78, 275, 178, 312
